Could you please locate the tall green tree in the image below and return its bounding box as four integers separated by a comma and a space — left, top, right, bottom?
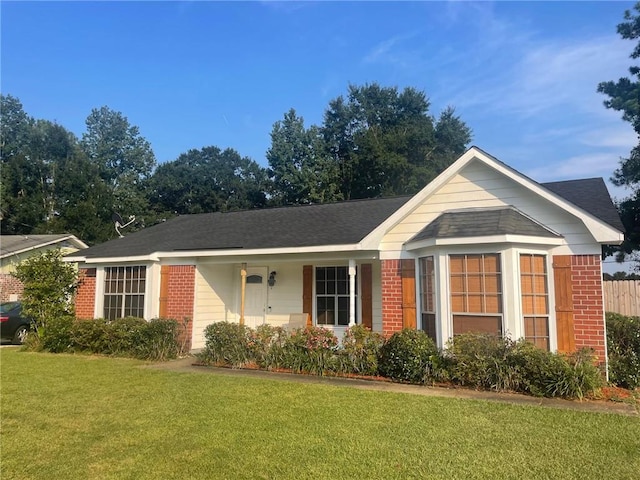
267, 109, 341, 205
81, 106, 156, 224
598, 2, 640, 267
0, 96, 114, 243
321, 83, 472, 199
12, 249, 78, 333
147, 146, 267, 215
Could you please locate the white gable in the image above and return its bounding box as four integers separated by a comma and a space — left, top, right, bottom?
361, 147, 623, 255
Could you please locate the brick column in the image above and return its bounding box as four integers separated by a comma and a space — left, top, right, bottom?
75, 268, 97, 319
165, 265, 196, 350
0, 274, 24, 302
381, 259, 403, 336
571, 255, 606, 361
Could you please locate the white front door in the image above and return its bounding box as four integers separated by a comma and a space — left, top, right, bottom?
245, 267, 268, 328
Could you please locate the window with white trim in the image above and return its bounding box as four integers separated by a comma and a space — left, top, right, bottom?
419, 256, 437, 342
316, 266, 355, 326
450, 254, 502, 335
103, 266, 146, 319
520, 254, 550, 350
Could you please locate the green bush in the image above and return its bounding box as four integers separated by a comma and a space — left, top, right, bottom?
248, 324, 289, 369
38, 316, 75, 353
378, 329, 441, 384
105, 317, 147, 355
606, 312, 640, 389
33, 316, 180, 361
446, 334, 525, 391
199, 321, 252, 367
71, 318, 110, 353
445, 335, 603, 399
134, 318, 179, 361
336, 325, 384, 376
280, 326, 338, 376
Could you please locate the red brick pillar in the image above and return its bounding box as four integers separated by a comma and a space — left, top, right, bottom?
165, 265, 196, 350
381, 259, 403, 336
571, 255, 606, 361
0, 274, 24, 302
75, 268, 97, 319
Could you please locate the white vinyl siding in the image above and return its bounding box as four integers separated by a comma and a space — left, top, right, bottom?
380, 160, 598, 255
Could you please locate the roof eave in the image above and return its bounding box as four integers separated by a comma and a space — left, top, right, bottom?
405, 234, 565, 250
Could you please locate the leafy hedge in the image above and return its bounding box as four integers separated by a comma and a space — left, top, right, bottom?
199, 323, 604, 399
606, 312, 640, 389
28, 317, 182, 361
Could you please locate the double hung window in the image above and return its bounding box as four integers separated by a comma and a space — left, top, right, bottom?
316, 266, 355, 326
103, 266, 146, 320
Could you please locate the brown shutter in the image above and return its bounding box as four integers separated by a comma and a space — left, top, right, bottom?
401, 259, 417, 329
552, 255, 575, 353
303, 265, 313, 326
159, 266, 170, 318
361, 264, 373, 329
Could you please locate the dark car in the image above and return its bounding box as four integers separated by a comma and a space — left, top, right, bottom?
0, 302, 31, 345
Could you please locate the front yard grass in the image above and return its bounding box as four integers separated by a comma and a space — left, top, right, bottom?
1, 349, 638, 480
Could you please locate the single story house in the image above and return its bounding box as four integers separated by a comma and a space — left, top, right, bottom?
1, 234, 88, 302
66, 147, 624, 362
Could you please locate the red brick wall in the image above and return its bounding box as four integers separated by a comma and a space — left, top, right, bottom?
0, 274, 24, 302
165, 265, 196, 350
571, 255, 606, 360
75, 268, 97, 319
381, 259, 403, 336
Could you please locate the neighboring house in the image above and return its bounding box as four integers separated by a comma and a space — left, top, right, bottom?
65, 147, 624, 363
0, 234, 89, 302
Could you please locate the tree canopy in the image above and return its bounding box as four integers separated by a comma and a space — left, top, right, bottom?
267, 84, 472, 203
598, 2, 640, 268
1, 83, 473, 244
147, 146, 267, 215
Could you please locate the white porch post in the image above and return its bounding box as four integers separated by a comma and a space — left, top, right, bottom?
348, 259, 356, 326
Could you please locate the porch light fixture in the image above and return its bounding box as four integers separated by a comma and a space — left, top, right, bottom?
268, 271, 277, 287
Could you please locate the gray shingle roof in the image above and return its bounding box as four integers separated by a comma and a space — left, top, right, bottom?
541, 178, 624, 232
1, 234, 82, 258
409, 207, 561, 243
75, 196, 412, 259
69, 172, 624, 261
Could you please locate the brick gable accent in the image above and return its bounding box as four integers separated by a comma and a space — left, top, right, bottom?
75, 268, 96, 319
571, 255, 606, 360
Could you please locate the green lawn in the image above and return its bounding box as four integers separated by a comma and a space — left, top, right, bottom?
1, 349, 638, 480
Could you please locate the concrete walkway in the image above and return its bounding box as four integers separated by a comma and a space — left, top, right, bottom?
146, 356, 639, 417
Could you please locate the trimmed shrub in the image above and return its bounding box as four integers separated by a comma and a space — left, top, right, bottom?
446, 334, 525, 391
71, 318, 110, 353
134, 318, 179, 361
445, 334, 603, 399
199, 321, 252, 367
337, 325, 384, 376
606, 312, 640, 389
378, 329, 441, 384
280, 326, 338, 376
38, 316, 74, 353
33, 316, 180, 361
248, 324, 289, 369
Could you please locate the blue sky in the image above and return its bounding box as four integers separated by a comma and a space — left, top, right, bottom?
1, 0, 637, 204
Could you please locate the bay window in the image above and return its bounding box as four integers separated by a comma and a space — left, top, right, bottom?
419, 256, 437, 342
450, 254, 502, 335
520, 254, 550, 350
